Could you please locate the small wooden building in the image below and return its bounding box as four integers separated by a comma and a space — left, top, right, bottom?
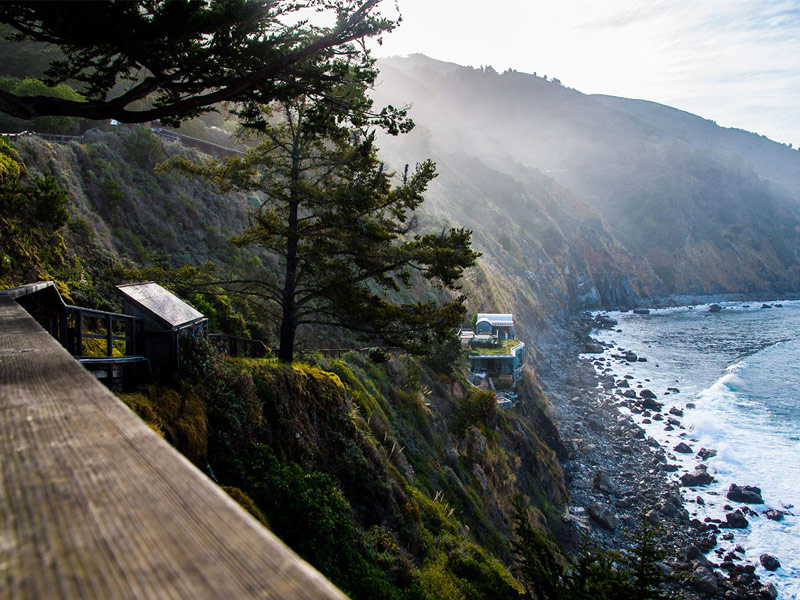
117, 282, 208, 379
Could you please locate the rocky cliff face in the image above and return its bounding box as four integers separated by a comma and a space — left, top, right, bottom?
373, 55, 800, 334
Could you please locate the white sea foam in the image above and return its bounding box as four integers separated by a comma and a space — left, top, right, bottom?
591, 303, 800, 599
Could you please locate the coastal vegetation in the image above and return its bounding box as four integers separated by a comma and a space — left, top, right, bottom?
168, 93, 477, 362
3, 3, 800, 598
118, 339, 569, 600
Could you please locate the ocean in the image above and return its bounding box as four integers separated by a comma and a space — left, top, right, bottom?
589, 301, 800, 599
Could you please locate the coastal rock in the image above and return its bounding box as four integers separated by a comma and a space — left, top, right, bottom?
623, 389, 637, 399
761, 304, 772, 309
641, 397, 663, 411
763, 508, 784, 521
727, 484, 764, 504
616, 379, 629, 388
759, 554, 780, 572
640, 388, 657, 399
625, 351, 638, 362
583, 341, 605, 354
674, 442, 693, 454
708, 304, 722, 313
696, 448, 717, 461
669, 407, 684, 417
659, 500, 677, 518
681, 466, 715, 487
760, 583, 779, 600
633, 308, 650, 315
722, 510, 749, 529
593, 314, 618, 328
586, 415, 605, 431
587, 502, 618, 530
689, 565, 719, 595
592, 470, 620, 496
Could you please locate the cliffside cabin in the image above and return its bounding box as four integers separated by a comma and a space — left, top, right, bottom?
116, 282, 209, 380
462, 313, 525, 387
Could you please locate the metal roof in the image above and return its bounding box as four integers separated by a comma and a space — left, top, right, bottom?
476, 313, 514, 326
117, 282, 205, 329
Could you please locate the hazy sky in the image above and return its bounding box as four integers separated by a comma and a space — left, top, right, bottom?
372, 0, 800, 147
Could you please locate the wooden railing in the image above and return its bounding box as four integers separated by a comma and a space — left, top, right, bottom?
209, 333, 267, 358
63, 305, 139, 357
0, 295, 347, 599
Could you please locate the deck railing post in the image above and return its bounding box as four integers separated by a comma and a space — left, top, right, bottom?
76, 311, 83, 356
60, 306, 68, 348
107, 314, 113, 357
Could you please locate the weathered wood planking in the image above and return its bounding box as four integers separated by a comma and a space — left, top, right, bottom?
0, 296, 346, 600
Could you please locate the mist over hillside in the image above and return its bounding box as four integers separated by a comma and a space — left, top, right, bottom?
372, 54, 800, 311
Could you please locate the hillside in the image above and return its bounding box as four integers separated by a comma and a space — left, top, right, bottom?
373, 54, 800, 299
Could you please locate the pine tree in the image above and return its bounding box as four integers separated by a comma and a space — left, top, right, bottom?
173, 91, 477, 362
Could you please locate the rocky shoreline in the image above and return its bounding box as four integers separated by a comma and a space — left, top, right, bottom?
537, 312, 780, 600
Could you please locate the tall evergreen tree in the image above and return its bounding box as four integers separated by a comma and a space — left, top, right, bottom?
510, 496, 570, 600
174, 91, 477, 362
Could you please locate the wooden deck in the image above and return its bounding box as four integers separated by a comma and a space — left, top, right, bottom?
0, 295, 346, 599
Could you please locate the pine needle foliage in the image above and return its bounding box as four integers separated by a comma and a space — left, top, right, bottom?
171, 89, 478, 362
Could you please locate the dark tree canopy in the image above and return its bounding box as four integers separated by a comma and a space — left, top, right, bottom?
0, 0, 399, 127
172, 91, 478, 362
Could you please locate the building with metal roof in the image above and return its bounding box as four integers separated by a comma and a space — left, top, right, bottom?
117, 282, 208, 379
475, 313, 515, 339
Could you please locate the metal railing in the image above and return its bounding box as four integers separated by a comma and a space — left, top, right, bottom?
208, 333, 267, 358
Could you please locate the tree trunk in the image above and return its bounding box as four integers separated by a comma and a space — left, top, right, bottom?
278, 197, 299, 362
277, 308, 296, 362
278, 114, 303, 362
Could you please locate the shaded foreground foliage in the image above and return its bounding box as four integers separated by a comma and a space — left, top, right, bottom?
120, 339, 569, 599
511, 498, 669, 600
0, 0, 401, 126
117, 338, 671, 600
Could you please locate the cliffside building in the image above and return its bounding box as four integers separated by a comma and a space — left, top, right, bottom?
463, 313, 525, 387
116, 282, 209, 380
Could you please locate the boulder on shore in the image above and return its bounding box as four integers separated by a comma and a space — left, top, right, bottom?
583, 341, 605, 354
641, 397, 663, 411
587, 502, 618, 530
722, 509, 749, 529
592, 470, 620, 496
633, 308, 650, 315
673, 442, 693, 454
760, 554, 781, 572
727, 483, 764, 504
680, 465, 715, 487
696, 447, 716, 461
708, 303, 722, 313
689, 565, 718, 595
763, 508, 784, 521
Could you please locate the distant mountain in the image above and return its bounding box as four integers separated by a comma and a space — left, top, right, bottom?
373, 54, 800, 307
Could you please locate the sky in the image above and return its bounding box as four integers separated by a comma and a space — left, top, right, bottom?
370, 0, 800, 147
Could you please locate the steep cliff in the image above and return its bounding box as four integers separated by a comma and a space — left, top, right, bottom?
373, 54, 800, 310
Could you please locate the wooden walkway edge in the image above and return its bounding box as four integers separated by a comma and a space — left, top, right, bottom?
0, 296, 346, 599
